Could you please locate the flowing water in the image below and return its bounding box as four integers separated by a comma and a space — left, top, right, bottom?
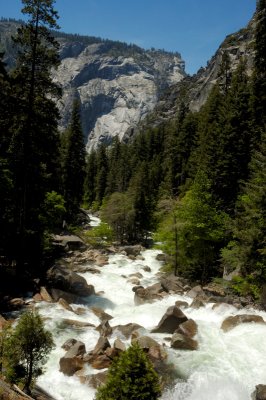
35, 216, 266, 400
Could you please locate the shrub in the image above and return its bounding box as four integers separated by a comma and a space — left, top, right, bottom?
95, 343, 161, 400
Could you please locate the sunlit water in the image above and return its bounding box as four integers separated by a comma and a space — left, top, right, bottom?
35, 216, 266, 399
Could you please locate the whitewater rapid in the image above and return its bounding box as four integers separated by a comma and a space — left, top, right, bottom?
35, 217, 266, 400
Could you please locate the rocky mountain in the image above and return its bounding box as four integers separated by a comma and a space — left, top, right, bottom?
140, 14, 256, 128
0, 19, 185, 151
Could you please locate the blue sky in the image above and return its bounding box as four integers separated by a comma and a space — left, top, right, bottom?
1, 0, 256, 75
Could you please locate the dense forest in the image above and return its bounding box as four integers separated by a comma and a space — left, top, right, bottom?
0, 0, 265, 303
83, 0, 266, 294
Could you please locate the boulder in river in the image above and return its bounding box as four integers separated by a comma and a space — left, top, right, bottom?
152, 306, 188, 334
114, 323, 144, 339
160, 275, 184, 294
171, 333, 198, 350
78, 371, 108, 388
252, 384, 266, 400
92, 336, 111, 355
59, 341, 86, 376
176, 319, 198, 338
132, 335, 167, 362
90, 307, 113, 321
186, 285, 206, 299
95, 320, 113, 337
221, 314, 265, 332
47, 265, 95, 297
133, 283, 164, 305
52, 234, 87, 251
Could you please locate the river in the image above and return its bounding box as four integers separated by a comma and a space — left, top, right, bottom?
34, 216, 266, 400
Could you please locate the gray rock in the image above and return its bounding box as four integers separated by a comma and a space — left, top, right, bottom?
252, 384, 266, 400
171, 333, 198, 351
47, 265, 95, 297
221, 314, 265, 332
59, 341, 86, 376
152, 306, 188, 334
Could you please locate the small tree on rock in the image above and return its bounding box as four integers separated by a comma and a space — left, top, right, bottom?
95, 343, 161, 400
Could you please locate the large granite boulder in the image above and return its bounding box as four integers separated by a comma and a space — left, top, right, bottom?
132, 335, 167, 362
160, 275, 184, 294
47, 265, 95, 297
221, 314, 265, 332
133, 283, 164, 305
252, 385, 266, 400
95, 320, 112, 337
113, 323, 144, 339
52, 234, 87, 251
59, 341, 86, 376
171, 333, 198, 351
152, 306, 188, 334
176, 319, 198, 338
90, 307, 113, 321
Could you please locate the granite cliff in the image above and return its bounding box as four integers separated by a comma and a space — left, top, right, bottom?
0, 20, 185, 151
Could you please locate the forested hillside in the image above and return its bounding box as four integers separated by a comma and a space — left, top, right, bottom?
84, 0, 266, 295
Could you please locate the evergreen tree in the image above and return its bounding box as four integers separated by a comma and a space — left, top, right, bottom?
8, 0, 61, 271
158, 172, 229, 282
61, 99, 86, 220
84, 149, 97, 207
96, 343, 161, 400
95, 144, 108, 206
221, 131, 266, 285
0, 53, 14, 261
252, 0, 266, 132
5, 310, 54, 394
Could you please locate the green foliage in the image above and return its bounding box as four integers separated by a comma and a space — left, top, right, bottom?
6, 0, 61, 272
3, 310, 54, 393
85, 222, 114, 246
221, 131, 266, 285
95, 343, 161, 400
230, 275, 260, 300
156, 172, 229, 282
39, 191, 66, 231
100, 192, 135, 243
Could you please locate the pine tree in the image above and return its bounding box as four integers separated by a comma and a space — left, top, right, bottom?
61, 99, 86, 220
84, 149, 97, 207
252, 0, 266, 132
96, 343, 161, 400
221, 131, 266, 285
95, 144, 108, 206
8, 0, 61, 271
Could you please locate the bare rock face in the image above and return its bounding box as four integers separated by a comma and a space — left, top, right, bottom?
152, 306, 188, 334
51, 41, 185, 151
221, 314, 265, 332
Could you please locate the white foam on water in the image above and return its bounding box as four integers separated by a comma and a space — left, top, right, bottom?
35, 243, 266, 400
